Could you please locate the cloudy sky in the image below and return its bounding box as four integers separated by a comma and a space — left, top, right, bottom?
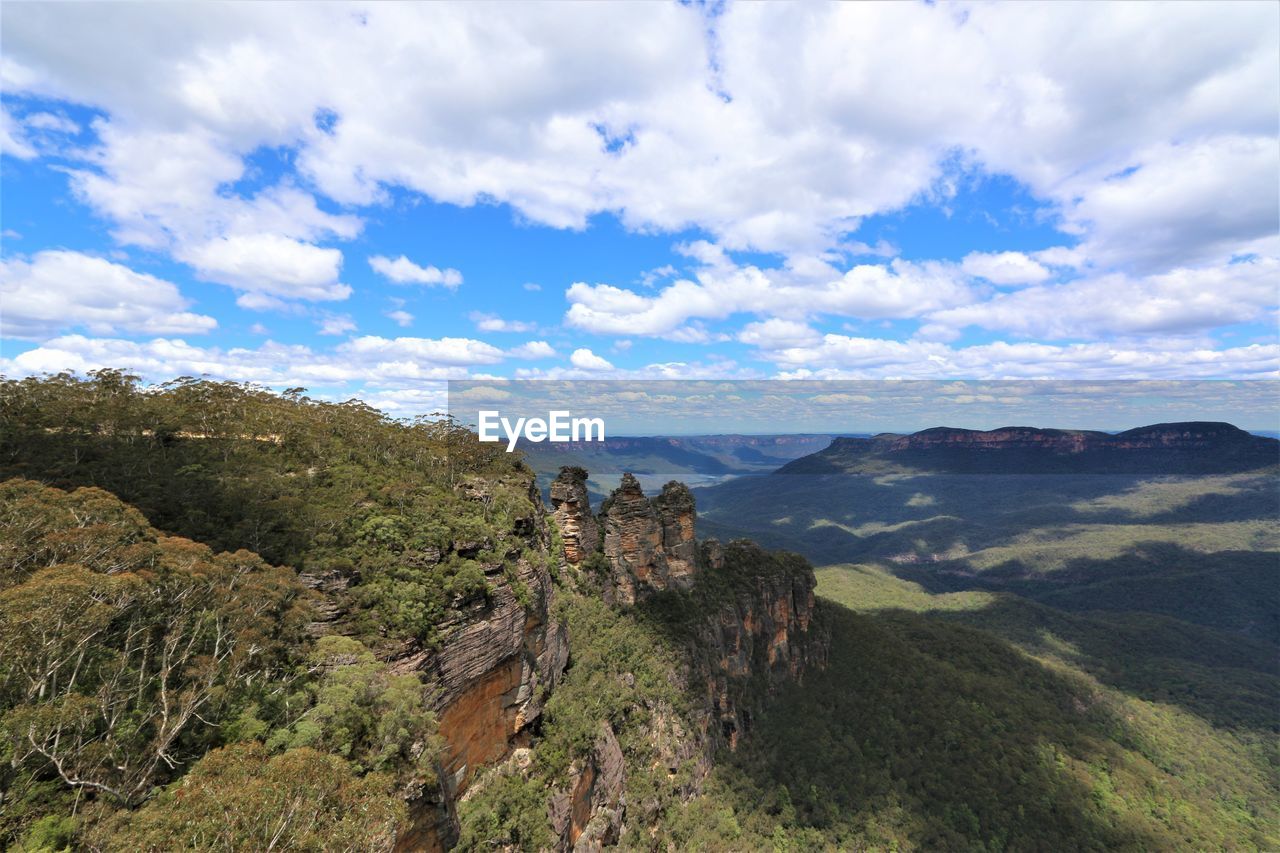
1, 1, 1277, 415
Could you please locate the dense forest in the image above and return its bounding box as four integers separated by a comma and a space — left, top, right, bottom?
1, 371, 1276, 851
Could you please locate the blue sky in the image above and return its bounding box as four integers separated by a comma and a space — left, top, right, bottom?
1, 2, 1277, 417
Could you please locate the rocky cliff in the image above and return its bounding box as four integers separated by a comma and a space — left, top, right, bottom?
391, 467, 826, 851
599, 473, 698, 605
780, 421, 1279, 475
544, 468, 828, 848
392, 475, 569, 852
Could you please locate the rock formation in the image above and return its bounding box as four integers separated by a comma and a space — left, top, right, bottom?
549, 466, 599, 567
600, 474, 699, 605
393, 476, 569, 852
391, 469, 825, 851
549, 722, 626, 851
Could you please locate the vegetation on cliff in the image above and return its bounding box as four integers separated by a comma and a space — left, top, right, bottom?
0, 373, 526, 848
3, 372, 1275, 851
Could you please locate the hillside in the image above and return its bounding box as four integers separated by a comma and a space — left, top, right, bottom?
778, 422, 1279, 476
2, 375, 1276, 851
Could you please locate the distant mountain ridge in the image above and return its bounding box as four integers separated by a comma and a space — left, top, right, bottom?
778, 422, 1280, 475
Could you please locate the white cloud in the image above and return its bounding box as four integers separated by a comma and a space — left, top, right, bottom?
1059, 136, 1280, 271
179, 233, 350, 303
523, 282, 542, 292
0, 105, 37, 159
960, 251, 1050, 286
0, 250, 216, 340
765, 336, 1279, 380
738, 318, 821, 349
569, 347, 613, 371
927, 256, 1278, 340
369, 254, 462, 289
386, 309, 414, 327
23, 111, 78, 133
6, 2, 1273, 266
509, 340, 556, 359
1, 333, 508, 388
1, 1, 1276, 382
469, 311, 534, 333
317, 314, 356, 336
566, 251, 974, 336
340, 335, 505, 367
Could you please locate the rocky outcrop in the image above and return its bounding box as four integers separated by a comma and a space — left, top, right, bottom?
553, 476, 827, 846
692, 540, 824, 750
781, 421, 1279, 475
600, 474, 699, 605
549, 723, 626, 851
550, 466, 599, 567
394, 475, 569, 852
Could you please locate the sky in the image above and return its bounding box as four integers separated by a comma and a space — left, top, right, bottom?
1, 1, 1278, 419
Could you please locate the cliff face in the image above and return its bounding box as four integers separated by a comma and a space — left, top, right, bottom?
549, 470, 827, 847
392, 467, 825, 852
693, 540, 823, 750
781, 421, 1278, 475
600, 474, 698, 605
393, 476, 569, 852
549, 466, 599, 568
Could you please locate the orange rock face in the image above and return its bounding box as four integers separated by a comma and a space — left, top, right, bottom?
601, 474, 699, 605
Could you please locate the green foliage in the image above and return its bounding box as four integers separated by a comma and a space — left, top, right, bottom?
0, 481, 309, 813
268, 635, 442, 777
93, 742, 405, 851
0, 371, 540, 649
703, 602, 1279, 851
455, 768, 554, 851
536, 595, 685, 778
14, 814, 76, 852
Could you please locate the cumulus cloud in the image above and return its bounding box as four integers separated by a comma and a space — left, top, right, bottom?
765, 336, 1279, 380
960, 251, 1050, 286
386, 309, 414, 327
926, 256, 1278, 340
1, 333, 509, 388
738, 319, 821, 349
5, 2, 1274, 263
316, 314, 357, 336
0, 250, 217, 340
509, 340, 556, 359
566, 250, 974, 336
369, 255, 463, 289
179, 233, 350, 304
569, 348, 614, 371
1, 2, 1276, 382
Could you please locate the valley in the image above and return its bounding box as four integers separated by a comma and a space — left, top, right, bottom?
0, 374, 1275, 851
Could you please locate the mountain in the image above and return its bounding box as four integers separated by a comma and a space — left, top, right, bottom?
520, 433, 851, 497
0, 375, 825, 851
2, 376, 1276, 851
779, 422, 1279, 475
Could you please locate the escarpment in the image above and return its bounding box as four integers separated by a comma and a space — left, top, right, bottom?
539, 467, 827, 849
599, 473, 699, 605
393, 466, 825, 851
393, 476, 569, 852
780, 421, 1279, 475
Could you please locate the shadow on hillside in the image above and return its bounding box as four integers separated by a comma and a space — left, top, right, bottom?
889, 542, 1280, 646
716, 603, 1276, 850
694, 469, 1280, 568
0, 431, 312, 566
